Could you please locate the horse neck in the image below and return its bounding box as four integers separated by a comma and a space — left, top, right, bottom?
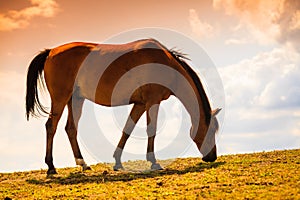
173, 73, 210, 143
185, 89, 209, 142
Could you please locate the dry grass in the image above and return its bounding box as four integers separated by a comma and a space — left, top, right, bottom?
0, 149, 299, 199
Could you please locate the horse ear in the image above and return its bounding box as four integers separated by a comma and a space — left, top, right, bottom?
212, 108, 222, 117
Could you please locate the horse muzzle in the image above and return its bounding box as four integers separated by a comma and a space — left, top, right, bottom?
202, 145, 217, 162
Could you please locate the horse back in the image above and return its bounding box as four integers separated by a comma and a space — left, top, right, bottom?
75, 39, 177, 106
43, 39, 180, 106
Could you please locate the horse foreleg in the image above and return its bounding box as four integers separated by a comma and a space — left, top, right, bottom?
113, 104, 145, 171
45, 103, 65, 175
146, 103, 163, 170
65, 96, 91, 171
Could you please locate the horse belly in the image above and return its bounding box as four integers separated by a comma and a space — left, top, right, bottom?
77, 68, 174, 107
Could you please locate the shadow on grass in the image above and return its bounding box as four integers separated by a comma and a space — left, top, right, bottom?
26, 161, 225, 185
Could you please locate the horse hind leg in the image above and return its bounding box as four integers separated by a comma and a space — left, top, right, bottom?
146, 103, 163, 170
65, 95, 91, 171
113, 103, 145, 171
45, 102, 66, 175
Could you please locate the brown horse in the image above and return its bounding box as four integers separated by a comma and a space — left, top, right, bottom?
26, 39, 221, 174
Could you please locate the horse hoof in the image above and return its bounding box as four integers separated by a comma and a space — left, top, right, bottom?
47, 168, 57, 175
113, 164, 124, 171
151, 163, 163, 170
83, 165, 92, 171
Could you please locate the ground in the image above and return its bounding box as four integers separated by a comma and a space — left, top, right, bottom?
0, 149, 299, 199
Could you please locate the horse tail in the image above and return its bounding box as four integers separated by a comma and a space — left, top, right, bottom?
26, 49, 51, 120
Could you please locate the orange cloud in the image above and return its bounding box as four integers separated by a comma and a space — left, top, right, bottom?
0, 0, 59, 31
189, 9, 215, 38
214, 0, 300, 49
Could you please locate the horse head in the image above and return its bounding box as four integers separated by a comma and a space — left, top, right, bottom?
192, 108, 221, 162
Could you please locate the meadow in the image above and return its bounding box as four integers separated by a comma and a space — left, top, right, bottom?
1, 149, 299, 199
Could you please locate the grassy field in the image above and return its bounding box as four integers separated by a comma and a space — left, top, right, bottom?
0, 149, 299, 199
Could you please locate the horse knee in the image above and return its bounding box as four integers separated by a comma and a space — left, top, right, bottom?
65, 122, 75, 133
147, 126, 156, 137
45, 118, 52, 129
65, 122, 77, 138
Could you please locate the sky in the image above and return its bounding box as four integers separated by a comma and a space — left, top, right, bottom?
0, 0, 299, 172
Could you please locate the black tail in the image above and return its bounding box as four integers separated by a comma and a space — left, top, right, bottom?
26, 49, 51, 120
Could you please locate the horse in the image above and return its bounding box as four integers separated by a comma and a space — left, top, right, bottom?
25, 38, 221, 175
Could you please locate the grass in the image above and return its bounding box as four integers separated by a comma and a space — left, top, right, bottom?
0, 149, 299, 199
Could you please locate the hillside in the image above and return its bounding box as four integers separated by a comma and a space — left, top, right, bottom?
0, 149, 299, 199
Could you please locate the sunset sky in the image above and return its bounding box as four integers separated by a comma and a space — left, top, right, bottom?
0, 0, 299, 172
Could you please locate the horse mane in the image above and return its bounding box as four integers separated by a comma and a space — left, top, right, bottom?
168, 49, 212, 125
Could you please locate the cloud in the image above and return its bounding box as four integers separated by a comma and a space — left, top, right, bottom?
0, 0, 59, 31
213, 0, 300, 50
218, 45, 300, 152
188, 9, 215, 38
220, 45, 300, 109
224, 38, 249, 45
